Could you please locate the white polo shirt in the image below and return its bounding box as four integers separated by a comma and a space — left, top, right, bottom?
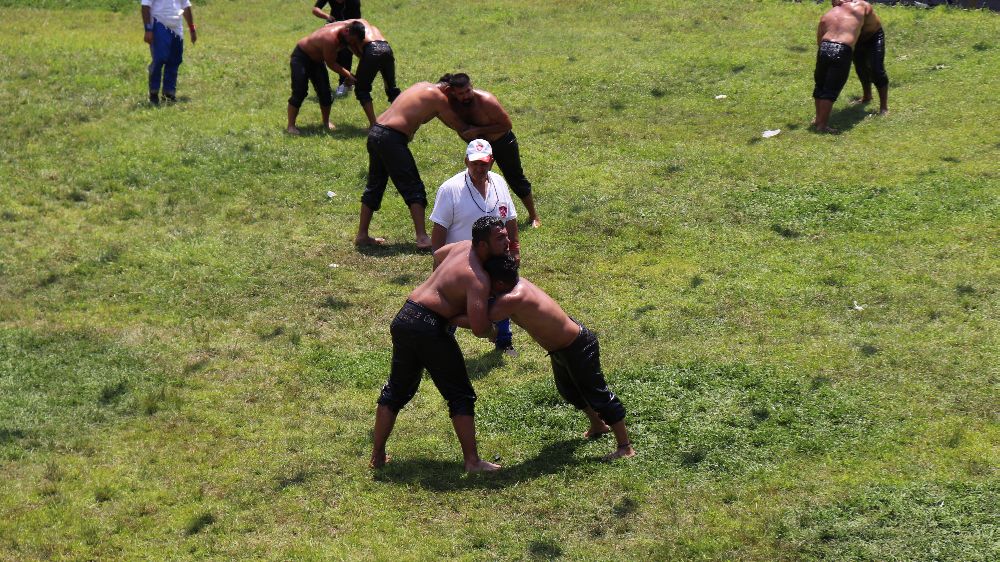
430, 170, 518, 244
142, 0, 191, 36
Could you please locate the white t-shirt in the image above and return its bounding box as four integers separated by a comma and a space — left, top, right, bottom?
430, 170, 518, 244
142, 0, 191, 37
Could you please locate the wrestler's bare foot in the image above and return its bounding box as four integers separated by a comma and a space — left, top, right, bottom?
286, 126, 302, 136
369, 452, 391, 469
812, 125, 840, 134
415, 234, 433, 251
602, 444, 636, 461
325, 122, 337, 132
849, 96, 872, 106
355, 235, 387, 247
465, 459, 501, 473
584, 423, 611, 440
877, 109, 889, 116
530, 216, 541, 228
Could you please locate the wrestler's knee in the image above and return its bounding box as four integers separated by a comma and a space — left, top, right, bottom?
377, 384, 413, 412
596, 400, 626, 426
447, 396, 476, 418
387, 88, 401, 102
355, 90, 373, 104
288, 95, 306, 108
509, 181, 532, 199
317, 89, 334, 107
360, 190, 384, 212
401, 190, 428, 209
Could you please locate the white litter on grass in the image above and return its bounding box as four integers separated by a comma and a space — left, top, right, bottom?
852, 300, 865, 311
715, 94, 727, 100
328, 263, 339, 268
762, 129, 781, 138
326, 190, 336, 198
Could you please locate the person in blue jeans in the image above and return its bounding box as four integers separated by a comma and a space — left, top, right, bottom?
141, 0, 197, 105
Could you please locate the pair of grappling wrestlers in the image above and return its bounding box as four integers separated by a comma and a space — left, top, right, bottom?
370, 217, 636, 472
813, 0, 890, 133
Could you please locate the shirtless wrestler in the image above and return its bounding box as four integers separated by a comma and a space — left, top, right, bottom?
356, 77, 472, 249
449, 254, 637, 461
370, 217, 511, 472
341, 19, 402, 128
847, 0, 889, 115
441, 73, 541, 228
286, 22, 357, 135
812, 0, 875, 133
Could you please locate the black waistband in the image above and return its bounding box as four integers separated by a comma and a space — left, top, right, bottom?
371, 123, 409, 139
400, 300, 447, 327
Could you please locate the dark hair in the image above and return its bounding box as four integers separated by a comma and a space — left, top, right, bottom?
437, 72, 471, 89
472, 216, 503, 245
347, 21, 365, 40
483, 255, 519, 286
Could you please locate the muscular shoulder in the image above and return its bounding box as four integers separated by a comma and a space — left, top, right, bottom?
474, 89, 500, 105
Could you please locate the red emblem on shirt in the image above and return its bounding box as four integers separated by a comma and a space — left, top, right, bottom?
499, 205, 508, 218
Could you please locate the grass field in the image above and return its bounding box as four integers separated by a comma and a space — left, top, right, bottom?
1, 0, 998, 559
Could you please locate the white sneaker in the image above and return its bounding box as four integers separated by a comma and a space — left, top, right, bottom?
335, 84, 347, 97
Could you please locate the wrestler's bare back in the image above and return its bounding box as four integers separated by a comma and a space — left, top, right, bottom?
344, 18, 386, 43
490, 278, 580, 352
856, 1, 882, 38
297, 23, 348, 61
818, 2, 866, 47
410, 241, 488, 319
376, 82, 464, 138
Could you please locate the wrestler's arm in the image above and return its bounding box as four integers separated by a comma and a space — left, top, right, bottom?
467, 277, 497, 340
450, 313, 470, 329
435, 98, 472, 136
505, 219, 520, 264
312, 0, 332, 22
323, 42, 355, 83
465, 95, 513, 140
487, 292, 519, 323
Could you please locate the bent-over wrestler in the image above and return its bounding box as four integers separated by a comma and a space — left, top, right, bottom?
849, 0, 889, 115
356, 78, 472, 249
286, 22, 357, 134
441, 73, 541, 227
342, 19, 402, 128
450, 255, 637, 461
812, 0, 871, 133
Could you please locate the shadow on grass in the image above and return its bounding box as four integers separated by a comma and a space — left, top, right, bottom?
826, 103, 871, 133
355, 243, 433, 257
466, 349, 504, 381
329, 124, 369, 139
288, 124, 338, 137
373, 438, 589, 490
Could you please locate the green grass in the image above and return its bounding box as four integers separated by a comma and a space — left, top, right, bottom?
1, 0, 998, 559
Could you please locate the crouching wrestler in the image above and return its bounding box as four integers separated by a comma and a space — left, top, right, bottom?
456, 255, 636, 461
